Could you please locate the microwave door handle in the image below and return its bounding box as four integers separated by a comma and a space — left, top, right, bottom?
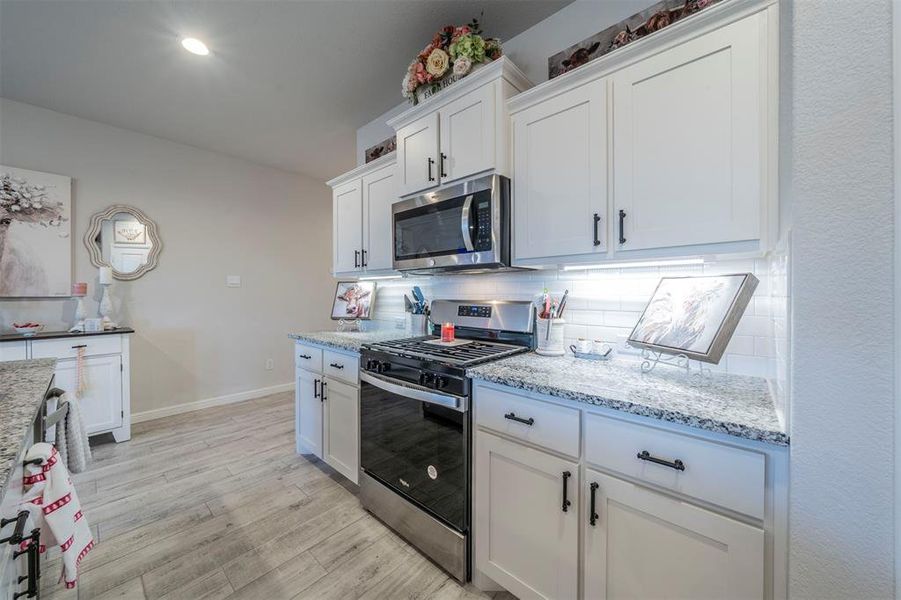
460, 194, 475, 252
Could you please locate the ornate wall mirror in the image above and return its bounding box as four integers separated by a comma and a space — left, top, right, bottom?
84, 205, 161, 280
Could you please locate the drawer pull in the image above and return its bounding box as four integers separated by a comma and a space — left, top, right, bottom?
0, 511, 28, 545
329, 362, 345, 370
504, 412, 534, 426
637, 450, 685, 472
561, 471, 572, 512
298, 354, 312, 360
70, 344, 88, 349
589, 482, 599, 526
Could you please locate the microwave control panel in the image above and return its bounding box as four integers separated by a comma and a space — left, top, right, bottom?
474, 198, 492, 251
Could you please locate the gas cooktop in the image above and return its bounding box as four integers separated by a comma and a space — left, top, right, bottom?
365, 335, 528, 367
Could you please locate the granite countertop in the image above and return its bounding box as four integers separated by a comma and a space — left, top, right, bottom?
0, 359, 56, 502
289, 330, 412, 353
0, 327, 135, 343
467, 353, 788, 446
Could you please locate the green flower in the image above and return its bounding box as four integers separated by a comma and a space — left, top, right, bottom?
449, 34, 486, 63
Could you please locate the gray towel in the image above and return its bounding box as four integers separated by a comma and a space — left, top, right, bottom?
55, 394, 92, 473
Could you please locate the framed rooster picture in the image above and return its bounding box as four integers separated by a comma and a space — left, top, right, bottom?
628, 273, 758, 364
331, 281, 376, 320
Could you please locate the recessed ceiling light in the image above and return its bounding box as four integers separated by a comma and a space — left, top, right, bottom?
181, 37, 210, 56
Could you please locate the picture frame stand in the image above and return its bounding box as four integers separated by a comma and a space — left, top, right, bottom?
336, 319, 363, 333
639, 348, 711, 377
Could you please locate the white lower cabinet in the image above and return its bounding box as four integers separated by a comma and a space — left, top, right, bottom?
294, 342, 360, 484
584, 469, 764, 600
53, 354, 123, 435
475, 431, 579, 600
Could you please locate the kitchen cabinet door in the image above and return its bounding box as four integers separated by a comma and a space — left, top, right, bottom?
439, 83, 495, 184
0, 341, 26, 362
513, 79, 607, 263
396, 112, 439, 197
333, 179, 363, 274
475, 431, 578, 600
53, 355, 122, 435
361, 163, 397, 272
296, 368, 323, 458
322, 377, 359, 484
612, 12, 765, 252
584, 468, 764, 600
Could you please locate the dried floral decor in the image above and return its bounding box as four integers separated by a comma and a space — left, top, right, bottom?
365, 136, 396, 164
548, 0, 722, 80
0, 166, 72, 297
402, 17, 502, 105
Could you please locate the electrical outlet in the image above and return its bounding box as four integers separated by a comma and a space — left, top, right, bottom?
265, 358, 273, 370
226, 275, 241, 287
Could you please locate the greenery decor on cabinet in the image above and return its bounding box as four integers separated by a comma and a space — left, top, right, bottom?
402, 17, 502, 105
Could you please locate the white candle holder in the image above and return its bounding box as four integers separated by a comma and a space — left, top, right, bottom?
99, 282, 118, 329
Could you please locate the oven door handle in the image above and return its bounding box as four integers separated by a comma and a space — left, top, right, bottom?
460, 194, 475, 252
361, 372, 468, 412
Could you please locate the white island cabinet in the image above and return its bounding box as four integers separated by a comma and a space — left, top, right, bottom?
472, 381, 787, 600
0, 330, 132, 442
509, 0, 778, 267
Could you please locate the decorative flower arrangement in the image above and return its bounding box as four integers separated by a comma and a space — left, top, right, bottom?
402, 18, 502, 104
0, 173, 66, 227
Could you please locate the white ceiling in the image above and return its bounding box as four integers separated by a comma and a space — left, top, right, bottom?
0, 0, 571, 180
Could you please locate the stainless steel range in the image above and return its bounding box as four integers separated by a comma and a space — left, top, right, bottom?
359, 300, 534, 582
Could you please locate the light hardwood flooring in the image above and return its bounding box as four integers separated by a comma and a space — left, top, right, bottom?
39, 391, 515, 600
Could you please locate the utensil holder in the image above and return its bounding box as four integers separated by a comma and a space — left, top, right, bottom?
410, 313, 429, 336
536, 318, 566, 356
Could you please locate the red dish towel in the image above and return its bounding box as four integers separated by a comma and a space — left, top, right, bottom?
21, 443, 94, 589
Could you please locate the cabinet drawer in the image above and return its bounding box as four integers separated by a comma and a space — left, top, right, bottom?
475, 385, 580, 458
31, 335, 121, 359
322, 349, 359, 385
295, 343, 322, 372
585, 413, 765, 519
0, 341, 27, 362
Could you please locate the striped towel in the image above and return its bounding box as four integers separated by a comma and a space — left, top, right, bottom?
21, 443, 94, 589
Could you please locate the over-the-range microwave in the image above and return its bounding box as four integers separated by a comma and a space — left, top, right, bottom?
392, 174, 512, 274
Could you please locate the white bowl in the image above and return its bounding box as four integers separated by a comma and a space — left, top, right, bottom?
13, 325, 44, 336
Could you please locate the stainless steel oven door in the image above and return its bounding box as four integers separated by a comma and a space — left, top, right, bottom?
360, 372, 470, 533
392, 174, 509, 272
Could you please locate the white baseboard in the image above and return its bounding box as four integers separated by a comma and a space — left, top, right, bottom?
131, 382, 295, 424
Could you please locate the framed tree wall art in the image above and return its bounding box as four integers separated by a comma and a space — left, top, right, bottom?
0, 165, 72, 297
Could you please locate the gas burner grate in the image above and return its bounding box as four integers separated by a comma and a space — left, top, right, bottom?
368, 336, 527, 367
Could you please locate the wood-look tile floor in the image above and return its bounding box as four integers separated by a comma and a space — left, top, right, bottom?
40, 392, 516, 600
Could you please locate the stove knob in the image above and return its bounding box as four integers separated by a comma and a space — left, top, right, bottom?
419, 372, 434, 386
365, 359, 376, 371
377, 362, 391, 374
434, 376, 448, 389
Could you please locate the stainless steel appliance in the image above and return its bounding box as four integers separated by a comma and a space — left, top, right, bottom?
392, 175, 512, 274
359, 300, 534, 582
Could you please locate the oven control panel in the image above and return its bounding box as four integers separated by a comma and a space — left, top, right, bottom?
457, 305, 492, 318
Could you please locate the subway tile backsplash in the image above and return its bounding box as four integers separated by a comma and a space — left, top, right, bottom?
368, 255, 790, 394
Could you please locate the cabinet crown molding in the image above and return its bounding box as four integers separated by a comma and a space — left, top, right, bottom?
508, 0, 777, 114
326, 152, 395, 188
387, 56, 532, 131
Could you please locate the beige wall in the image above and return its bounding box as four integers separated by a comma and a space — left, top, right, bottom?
0, 98, 334, 416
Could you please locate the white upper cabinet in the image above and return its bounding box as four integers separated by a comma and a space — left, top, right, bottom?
361, 163, 397, 272
389, 57, 532, 198
332, 178, 363, 273
439, 83, 496, 183
513, 79, 607, 263
507, 5, 776, 266
584, 469, 764, 600
612, 12, 767, 253
328, 153, 397, 276
396, 112, 440, 197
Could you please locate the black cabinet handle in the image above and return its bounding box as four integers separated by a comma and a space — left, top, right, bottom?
354, 250, 360, 268
13, 528, 39, 599
440, 153, 448, 178
589, 482, 599, 526
618, 209, 627, 245
427, 157, 435, 182
71, 344, 87, 349
504, 412, 534, 426
361, 249, 368, 268
637, 450, 685, 471
321, 381, 328, 401
298, 354, 311, 360
593, 213, 601, 247
0, 511, 28, 545
329, 362, 345, 370
561, 471, 572, 512
22, 458, 42, 469
313, 378, 320, 400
